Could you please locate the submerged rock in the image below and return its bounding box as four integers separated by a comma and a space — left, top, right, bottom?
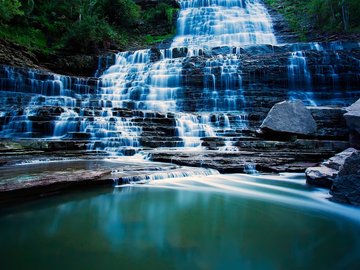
260, 100, 317, 136
306, 148, 358, 187
344, 98, 360, 148
330, 151, 360, 206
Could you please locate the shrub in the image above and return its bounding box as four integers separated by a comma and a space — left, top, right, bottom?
0, 0, 23, 22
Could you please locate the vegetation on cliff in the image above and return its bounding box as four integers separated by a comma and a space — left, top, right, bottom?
0, 0, 178, 55
265, 0, 360, 40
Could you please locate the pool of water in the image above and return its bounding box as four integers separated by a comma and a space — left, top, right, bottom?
0, 173, 359, 269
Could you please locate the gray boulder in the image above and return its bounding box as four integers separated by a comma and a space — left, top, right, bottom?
305, 166, 338, 188
344, 98, 360, 132
306, 148, 358, 187
344, 98, 360, 148
260, 100, 317, 136
330, 151, 360, 206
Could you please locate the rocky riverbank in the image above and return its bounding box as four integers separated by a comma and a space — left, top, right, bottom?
305, 98, 360, 206
0, 153, 219, 205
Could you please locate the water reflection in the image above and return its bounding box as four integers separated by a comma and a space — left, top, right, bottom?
0, 174, 360, 269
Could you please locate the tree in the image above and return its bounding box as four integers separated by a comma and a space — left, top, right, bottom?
340, 0, 349, 31
99, 0, 140, 27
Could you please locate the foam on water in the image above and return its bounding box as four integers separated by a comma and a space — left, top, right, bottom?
173, 0, 277, 49
143, 173, 360, 223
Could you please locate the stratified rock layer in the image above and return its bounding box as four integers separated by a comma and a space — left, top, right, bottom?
0, 42, 359, 174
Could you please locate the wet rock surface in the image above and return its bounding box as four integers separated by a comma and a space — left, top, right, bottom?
149, 139, 346, 174
330, 150, 360, 206
0, 43, 359, 200
305, 148, 358, 188
0, 155, 218, 204
0, 101, 351, 174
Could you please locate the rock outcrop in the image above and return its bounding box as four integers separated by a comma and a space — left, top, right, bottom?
344, 98, 360, 149
305, 148, 358, 187
0, 42, 359, 174
260, 100, 317, 136
330, 150, 360, 206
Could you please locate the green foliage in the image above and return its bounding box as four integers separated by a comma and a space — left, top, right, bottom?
0, 0, 24, 22
99, 0, 140, 27
143, 3, 175, 25
265, 0, 360, 36
0, 25, 48, 52
64, 15, 113, 53
0, 0, 176, 54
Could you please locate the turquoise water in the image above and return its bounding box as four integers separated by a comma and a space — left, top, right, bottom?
0, 173, 360, 270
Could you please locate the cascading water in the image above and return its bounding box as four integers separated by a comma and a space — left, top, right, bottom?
203, 54, 245, 112
93, 0, 277, 151
1, 0, 358, 158
170, 0, 276, 145
0, 66, 95, 138
99, 50, 182, 112
286, 42, 360, 106
288, 50, 316, 106
172, 0, 277, 48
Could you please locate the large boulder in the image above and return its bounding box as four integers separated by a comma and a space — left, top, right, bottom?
330, 151, 360, 206
344, 98, 360, 148
305, 148, 358, 187
260, 100, 317, 136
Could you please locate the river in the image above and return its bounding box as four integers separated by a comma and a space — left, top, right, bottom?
1, 173, 359, 269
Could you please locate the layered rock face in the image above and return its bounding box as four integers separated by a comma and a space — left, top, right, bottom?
1, 0, 360, 174
0, 42, 358, 172
179, 43, 360, 114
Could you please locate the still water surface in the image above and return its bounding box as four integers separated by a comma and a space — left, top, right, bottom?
0, 173, 359, 270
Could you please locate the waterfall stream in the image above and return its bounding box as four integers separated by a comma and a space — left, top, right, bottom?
0, 0, 359, 161
92, 0, 277, 151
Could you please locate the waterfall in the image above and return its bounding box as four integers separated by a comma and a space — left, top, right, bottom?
1, 1, 358, 158
244, 163, 259, 174
93, 0, 276, 151
115, 167, 220, 184
288, 51, 316, 106
287, 42, 359, 106
203, 54, 245, 112
173, 0, 277, 49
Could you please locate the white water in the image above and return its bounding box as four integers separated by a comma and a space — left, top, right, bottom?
142, 173, 360, 223
2, 2, 357, 155
0, 0, 278, 152
173, 0, 277, 49
115, 167, 220, 185
91, 0, 277, 151
203, 54, 245, 112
